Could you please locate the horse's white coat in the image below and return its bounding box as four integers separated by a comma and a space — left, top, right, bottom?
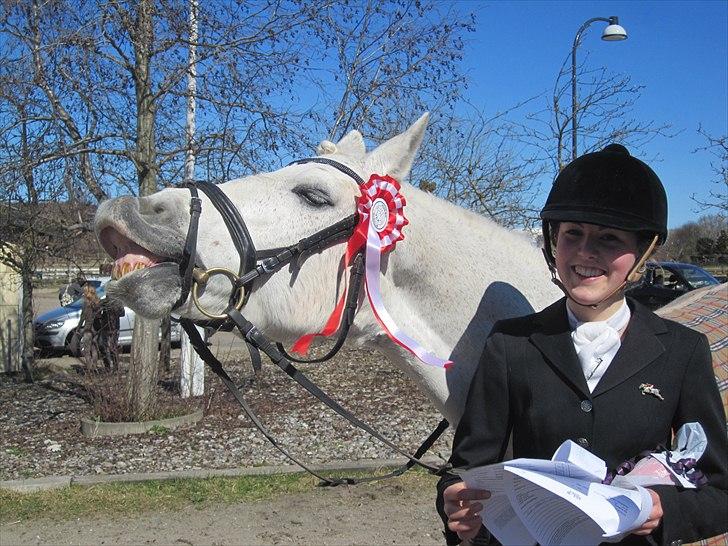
96, 114, 563, 426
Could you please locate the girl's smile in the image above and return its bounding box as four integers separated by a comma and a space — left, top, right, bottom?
555, 222, 640, 320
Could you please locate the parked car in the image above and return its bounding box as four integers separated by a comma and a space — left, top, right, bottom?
34, 283, 181, 354
57, 277, 106, 306
625, 261, 721, 310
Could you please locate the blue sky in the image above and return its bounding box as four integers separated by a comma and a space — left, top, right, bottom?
453, 0, 727, 228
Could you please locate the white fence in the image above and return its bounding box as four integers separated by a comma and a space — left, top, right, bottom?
0, 263, 23, 373
36, 264, 107, 282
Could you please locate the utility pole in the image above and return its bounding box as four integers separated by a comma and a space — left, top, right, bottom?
180, 0, 205, 398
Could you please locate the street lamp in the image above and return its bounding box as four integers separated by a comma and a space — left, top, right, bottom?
571, 16, 627, 160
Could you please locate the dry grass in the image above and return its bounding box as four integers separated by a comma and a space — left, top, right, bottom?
0, 470, 436, 522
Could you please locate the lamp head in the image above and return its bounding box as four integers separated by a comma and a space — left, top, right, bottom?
602, 16, 627, 41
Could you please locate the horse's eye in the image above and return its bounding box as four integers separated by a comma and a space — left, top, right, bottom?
292, 184, 333, 207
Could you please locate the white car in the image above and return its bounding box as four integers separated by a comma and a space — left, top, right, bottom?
34, 283, 180, 354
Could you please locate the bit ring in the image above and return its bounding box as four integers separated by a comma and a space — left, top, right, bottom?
191, 267, 246, 320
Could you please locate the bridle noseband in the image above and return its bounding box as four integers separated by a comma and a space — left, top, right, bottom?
174, 158, 364, 320
170, 157, 449, 485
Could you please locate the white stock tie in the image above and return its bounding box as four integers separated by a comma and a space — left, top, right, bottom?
568, 300, 631, 393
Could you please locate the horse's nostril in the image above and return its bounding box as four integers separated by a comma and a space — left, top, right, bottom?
154, 205, 165, 214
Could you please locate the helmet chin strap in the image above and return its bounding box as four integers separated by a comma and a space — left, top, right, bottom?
545, 234, 659, 310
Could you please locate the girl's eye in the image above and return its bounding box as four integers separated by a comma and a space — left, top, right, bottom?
600, 233, 623, 244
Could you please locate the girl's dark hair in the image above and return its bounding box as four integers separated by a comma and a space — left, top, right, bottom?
547, 221, 658, 260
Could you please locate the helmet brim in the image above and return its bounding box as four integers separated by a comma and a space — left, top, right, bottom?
540, 207, 666, 243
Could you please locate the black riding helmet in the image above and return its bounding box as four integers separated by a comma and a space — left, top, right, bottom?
541, 143, 668, 268
540, 144, 668, 306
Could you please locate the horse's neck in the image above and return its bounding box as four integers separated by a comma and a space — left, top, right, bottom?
350, 187, 561, 425
383, 186, 557, 341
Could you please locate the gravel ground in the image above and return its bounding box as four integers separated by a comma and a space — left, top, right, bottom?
0, 344, 453, 481
0, 287, 453, 545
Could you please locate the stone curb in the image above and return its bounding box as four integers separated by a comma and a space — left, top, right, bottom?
80, 410, 204, 438
0, 456, 444, 493
0, 475, 72, 493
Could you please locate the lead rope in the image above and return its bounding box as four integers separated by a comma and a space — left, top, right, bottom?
180, 314, 450, 485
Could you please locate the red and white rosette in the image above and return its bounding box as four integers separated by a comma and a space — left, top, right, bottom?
291, 174, 453, 369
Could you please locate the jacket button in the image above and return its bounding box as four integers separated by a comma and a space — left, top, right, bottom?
577, 437, 590, 448
670, 541, 683, 546
580, 400, 593, 412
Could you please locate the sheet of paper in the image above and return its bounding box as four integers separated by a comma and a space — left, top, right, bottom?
551, 439, 608, 481
459, 455, 603, 493
504, 469, 607, 546
504, 466, 652, 545
480, 492, 537, 546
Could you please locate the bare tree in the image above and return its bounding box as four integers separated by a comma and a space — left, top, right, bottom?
413, 106, 546, 229
510, 53, 673, 175
0, 73, 93, 380
658, 214, 728, 262
302, 2, 548, 229
308, 0, 474, 144
692, 126, 728, 214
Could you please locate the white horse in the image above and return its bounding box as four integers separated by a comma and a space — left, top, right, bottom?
94, 114, 564, 426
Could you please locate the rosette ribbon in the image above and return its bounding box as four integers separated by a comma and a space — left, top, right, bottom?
291, 174, 453, 369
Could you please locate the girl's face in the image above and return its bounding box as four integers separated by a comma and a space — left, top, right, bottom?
555, 222, 640, 319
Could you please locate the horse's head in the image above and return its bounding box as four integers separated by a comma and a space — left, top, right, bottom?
94, 114, 429, 340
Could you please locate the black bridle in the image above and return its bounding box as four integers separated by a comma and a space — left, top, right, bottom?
172, 157, 449, 485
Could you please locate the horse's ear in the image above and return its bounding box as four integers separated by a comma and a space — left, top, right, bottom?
364, 113, 429, 182
334, 130, 366, 157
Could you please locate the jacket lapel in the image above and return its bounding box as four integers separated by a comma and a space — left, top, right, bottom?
592, 300, 667, 396
529, 299, 591, 397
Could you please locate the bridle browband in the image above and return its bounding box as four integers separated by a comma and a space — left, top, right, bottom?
171, 157, 449, 485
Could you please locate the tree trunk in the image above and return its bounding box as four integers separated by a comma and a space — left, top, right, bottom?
159, 314, 171, 372
20, 263, 34, 383
127, 316, 159, 420
127, 0, 160, 419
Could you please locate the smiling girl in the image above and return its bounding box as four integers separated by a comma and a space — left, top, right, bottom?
436, 144, 727, 545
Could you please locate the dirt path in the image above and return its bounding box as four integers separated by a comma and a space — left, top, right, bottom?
1, 479, 443, 545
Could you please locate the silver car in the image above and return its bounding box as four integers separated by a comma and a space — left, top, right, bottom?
34, 284, 180, 354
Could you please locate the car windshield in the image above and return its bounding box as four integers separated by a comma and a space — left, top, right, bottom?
668, 264, 720, 289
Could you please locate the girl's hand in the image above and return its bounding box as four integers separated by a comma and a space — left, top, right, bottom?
443, 481, 491, 541
631, 489, 663, 536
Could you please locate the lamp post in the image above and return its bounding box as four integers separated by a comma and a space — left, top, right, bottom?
571, 16, 627, 160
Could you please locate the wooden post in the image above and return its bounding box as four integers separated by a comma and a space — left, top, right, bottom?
180, 324, 204, 397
